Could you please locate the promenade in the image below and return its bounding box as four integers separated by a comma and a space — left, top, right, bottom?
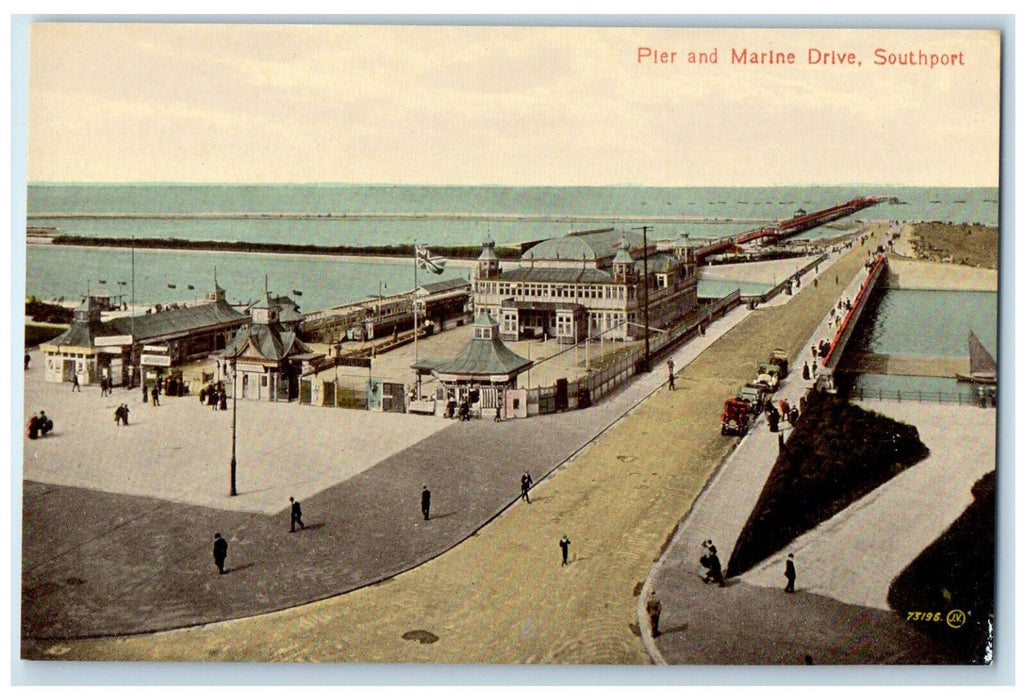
642, 257, 994, 664
20, 223, 980, 667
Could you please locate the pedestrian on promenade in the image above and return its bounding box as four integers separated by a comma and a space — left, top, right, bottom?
213, 533, 228, 575
802, 361, 810, 380
24, 353, 30, 370
151, 384, 160, 407
646, 591, 662, 637
142, 384, 149, 404
421, 486, 431, 520
72, 374, 80, 392
705, 545, 725, 586
521, 472, 533, 503
699, 539, 714, 581
667, 359, 675, 391
219, 390, 228, 411
494, 403, 502, 422
289, 496, 305, 532
559, 534, 571, 566
784, 553, 796, 593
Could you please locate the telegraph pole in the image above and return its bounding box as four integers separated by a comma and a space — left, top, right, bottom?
632, 225, 653, 372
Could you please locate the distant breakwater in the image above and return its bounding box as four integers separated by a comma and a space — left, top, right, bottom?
30, 211, 773, 224
48, 236, 522, 260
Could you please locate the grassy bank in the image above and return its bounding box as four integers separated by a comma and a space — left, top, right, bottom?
727, 392, 929, 577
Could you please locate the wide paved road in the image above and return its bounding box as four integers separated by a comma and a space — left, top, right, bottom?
23, 230, 888, 663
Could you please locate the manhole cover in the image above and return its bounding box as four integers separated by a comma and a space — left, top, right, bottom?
402, 630, 439, 644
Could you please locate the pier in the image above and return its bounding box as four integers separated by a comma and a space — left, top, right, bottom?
694, 196, 891, 263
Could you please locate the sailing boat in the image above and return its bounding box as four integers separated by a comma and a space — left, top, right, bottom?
956, 330, 997, 384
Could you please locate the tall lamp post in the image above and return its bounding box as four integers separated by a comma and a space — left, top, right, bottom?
632, 225, 653, 372
230, 356, 238, 497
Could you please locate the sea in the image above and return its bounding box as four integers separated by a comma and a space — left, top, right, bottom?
23, 184, 999, 397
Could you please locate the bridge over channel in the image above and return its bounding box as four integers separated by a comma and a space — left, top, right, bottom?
815, 254, 888, 392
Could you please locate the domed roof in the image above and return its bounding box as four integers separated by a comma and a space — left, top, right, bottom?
522, 229, 639, 262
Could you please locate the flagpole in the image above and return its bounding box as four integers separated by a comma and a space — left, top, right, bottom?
413, 240, 419, 364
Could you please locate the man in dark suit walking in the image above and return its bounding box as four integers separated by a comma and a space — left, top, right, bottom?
421, 486, 431, 520
213, 533, 228, 575
289, 496, 305, 532
784, 553, 797, 593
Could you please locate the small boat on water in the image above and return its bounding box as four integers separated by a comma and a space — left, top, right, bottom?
187, 285, 195, 290
956, 330, 997, 384
168, 284, 177, 289
293, 289, 303, 296
98, 279, 107, 284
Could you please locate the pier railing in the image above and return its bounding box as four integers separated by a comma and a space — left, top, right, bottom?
848, 386, 996, 407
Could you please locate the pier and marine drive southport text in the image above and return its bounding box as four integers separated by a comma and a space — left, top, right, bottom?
636, 46, 967, 69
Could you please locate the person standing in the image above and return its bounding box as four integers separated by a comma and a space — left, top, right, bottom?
213, 533, 228, 575
151, 384, 160, 407
667, 359, 675, 391
706, 545, 725, 586
72, 374, 81, 392
646, 591, 662, 637
784, 553, 797, 593
421, 486, 431, 520
143, 384, 149, 404
289, 496, 305, 532
559, 534, 571, 566
521, 472, 533, 503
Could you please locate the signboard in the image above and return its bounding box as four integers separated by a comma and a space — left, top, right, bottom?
143, 345, 169, 353
140, 354, 172, 367
338, 356, 372, 369
95, 335, 133, 347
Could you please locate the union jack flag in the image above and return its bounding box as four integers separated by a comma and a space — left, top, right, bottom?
416, 245, 447, 274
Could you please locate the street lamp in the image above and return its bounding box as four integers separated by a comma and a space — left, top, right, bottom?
632, 225, 653, 372
230, 356, 238, 497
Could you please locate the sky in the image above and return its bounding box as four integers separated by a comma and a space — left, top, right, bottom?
26, 22, 1002, 187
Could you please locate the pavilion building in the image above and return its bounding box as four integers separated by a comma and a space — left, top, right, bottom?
471, 229, 698, 344
222, 293, 323, 402
412, 311, 532, 416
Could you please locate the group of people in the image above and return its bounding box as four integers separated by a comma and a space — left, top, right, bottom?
113, 403, 131, 426
26, 410, 53, 439
698, 539, 725, 586
199, 382, 229, 411
210, 482, 579, 578
142, 383, 160, 406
